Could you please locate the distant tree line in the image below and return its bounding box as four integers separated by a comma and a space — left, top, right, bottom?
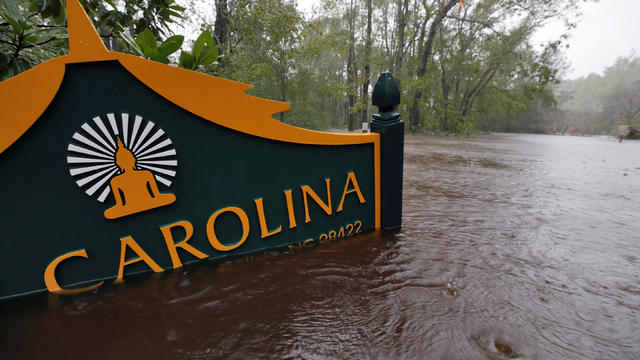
488, 54, 640, 135
2, 0, 586, 134
556, 55, 640, 135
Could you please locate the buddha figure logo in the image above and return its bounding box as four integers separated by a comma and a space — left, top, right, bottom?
67, 113, 177, 219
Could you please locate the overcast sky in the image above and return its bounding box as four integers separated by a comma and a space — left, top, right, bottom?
297, 0, 638, 80
534, 0, 639, 79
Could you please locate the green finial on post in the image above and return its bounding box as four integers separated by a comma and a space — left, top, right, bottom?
372, 72, 401, 122
370, 72, 404, 230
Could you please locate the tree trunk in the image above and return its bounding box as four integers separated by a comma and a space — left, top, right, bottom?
393, 0, 409, 73
460, 65, 498, 118
278, 62, 287, 122
360, 0, 373, 126
408, 0, 459, 133
214, 0, 229, 48
346, 0, 357, 131
440, 60, 450, 131
347, 51, 356, 130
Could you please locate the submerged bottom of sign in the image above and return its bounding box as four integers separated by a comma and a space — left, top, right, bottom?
8, 221, 371, 300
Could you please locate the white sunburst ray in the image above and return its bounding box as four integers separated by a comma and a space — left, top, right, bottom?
138, 163, 176, 177
85, 168, 119, 196
69, 163, 115, 176
93, 116, 116, 149
135, 135, 177, 187
81, 123, 116, 153
97, 186, 112, 203
137, 159, 178, 167
136, 138, 173, 158
67, 143, 113, 160
137, 149, 177, 160
72, 133, 114, 157
134, 128, 165, 156
121, 113, 130, 147
154, 175, 173, 187
75, 165, 119, 187
129, 115, 143, 149
140, 160, 177, 187
67, 156, 113, 164
141, 165, 175, 187
107, 113, 119, 137
132, 121, 155, 154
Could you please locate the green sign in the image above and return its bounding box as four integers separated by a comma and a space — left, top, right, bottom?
0, 0, 394, 299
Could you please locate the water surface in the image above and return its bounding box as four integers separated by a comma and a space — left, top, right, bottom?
2, 133, 639, 359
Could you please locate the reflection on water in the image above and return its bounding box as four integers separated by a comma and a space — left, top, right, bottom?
2, 133, 640, 359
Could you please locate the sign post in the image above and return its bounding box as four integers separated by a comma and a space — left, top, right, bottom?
371, 73, 404, 230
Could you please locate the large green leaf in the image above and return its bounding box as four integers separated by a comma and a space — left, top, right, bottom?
192, 35, 204, 63
193, 30, 213, 63
120, 31, 143, 56
1, 14, 22, 34
48, 0, 63, 21
104, 0, 118, 10
42, 0, 55, 18
136, 29, 158, 58
151, 55, 170, 64
52, 4, 66, 25
168, 10, 183, 19
31, 0, 51, 13
157, 35, 184, 57
197, 46, 218, 67
179, 51, 194, 70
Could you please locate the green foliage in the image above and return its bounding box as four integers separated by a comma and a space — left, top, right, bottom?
414, 0, 576, 134
80, 0, 184, 38
179, 30, 219, 70
118, 27, 220, 69
2, 0, 584, 135
0, 0, 191, 80
0, 0, 68, 80
0, 0, 222, 79
119, 29, 184, 64
211, 0, 301, 109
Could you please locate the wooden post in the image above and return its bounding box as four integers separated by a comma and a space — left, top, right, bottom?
371, 72, 404, 230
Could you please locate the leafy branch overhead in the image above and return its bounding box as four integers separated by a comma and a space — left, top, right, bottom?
0, 0, 68, 79
120, 28, 219, 69
0, 0, 221, 79
119, 29, 185, 64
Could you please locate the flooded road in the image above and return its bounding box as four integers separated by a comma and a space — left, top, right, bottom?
2, 133, 640, 359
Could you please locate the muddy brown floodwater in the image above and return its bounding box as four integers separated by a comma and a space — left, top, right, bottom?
2, 133, 640, 359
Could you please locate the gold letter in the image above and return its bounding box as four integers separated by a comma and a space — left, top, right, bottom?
206, 206, 250, 251
301, 178, 332, 223
254, 198, 282, 238
283, 189, 297, 229
337, 171, 366, 212
116, 236, 164, 283
44, 249, 103, 294
160, 220, 209, 269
